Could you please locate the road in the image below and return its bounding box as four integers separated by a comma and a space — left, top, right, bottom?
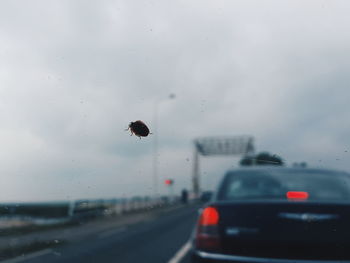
4, 205, 198, 263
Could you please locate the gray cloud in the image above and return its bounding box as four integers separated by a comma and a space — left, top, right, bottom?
0, 0, 349, 201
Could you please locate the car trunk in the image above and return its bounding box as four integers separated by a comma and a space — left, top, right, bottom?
215, 200, 350, 260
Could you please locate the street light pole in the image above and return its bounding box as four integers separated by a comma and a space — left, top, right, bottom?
152, 94, 175, 197
153, 102, 159, 196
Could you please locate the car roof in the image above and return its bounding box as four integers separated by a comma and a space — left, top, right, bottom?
225, 166, 349, 175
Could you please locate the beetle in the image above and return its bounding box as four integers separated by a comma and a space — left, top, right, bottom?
126, 120, 152, 139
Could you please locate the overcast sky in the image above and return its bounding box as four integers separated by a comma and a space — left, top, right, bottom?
0, 0, 349, 202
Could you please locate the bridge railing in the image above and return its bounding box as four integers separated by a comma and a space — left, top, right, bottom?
0, 195, 182, 228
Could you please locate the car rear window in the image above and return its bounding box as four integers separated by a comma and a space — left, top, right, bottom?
217, 170, 350, 201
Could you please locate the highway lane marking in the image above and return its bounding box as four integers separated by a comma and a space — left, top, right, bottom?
167, 241, 191, 263
2, 248, 53, 263
98, 226, 128, 239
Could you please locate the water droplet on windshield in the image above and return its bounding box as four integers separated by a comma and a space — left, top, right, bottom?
53, 251, 61, 256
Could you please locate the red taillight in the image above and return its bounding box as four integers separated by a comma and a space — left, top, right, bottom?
199, 207, 219, 225
287, 191, 309, 200
196, 207, 221, 251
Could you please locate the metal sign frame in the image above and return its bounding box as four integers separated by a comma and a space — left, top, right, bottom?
192, 136, 255, 197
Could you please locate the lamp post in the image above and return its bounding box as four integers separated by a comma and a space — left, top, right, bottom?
152, 94, 176, 197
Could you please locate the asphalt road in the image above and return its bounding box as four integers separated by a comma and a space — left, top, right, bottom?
7, 205, 198, 263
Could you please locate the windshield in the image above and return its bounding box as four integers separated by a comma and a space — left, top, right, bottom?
218, 169, 350, 201
1, 1, 350, 262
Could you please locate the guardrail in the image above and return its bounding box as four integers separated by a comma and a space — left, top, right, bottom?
0, 196, 181, 228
